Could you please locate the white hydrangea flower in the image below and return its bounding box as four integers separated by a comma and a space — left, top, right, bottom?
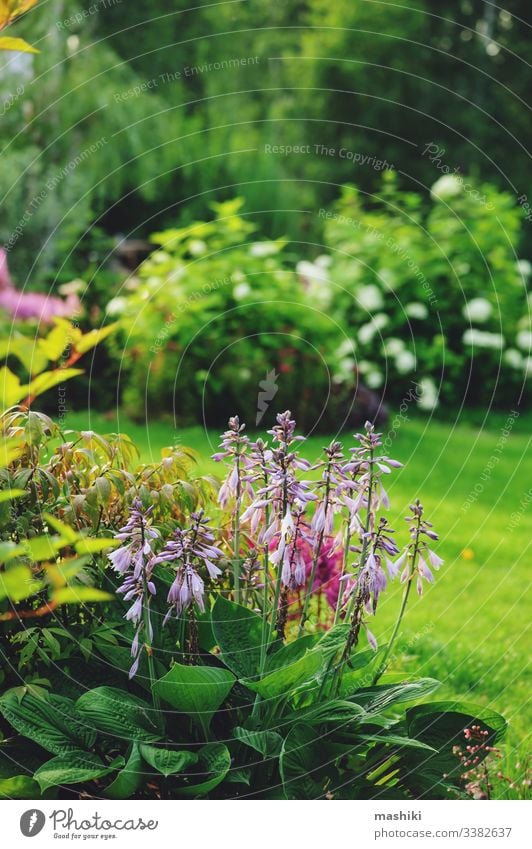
188, 239, 207, 256
463, 329, 504, 349
233, 282, 251, 300
296, 260, 328, 283
430, 174, 462, 202
336, 338, 357, 358
417, 377, 439, 410
378, 268, 397, 290
395, 350, 416, 374
333, 357, 356, 384
250, 242, 278, 257
516, 259, 532, 278
462, 297, 492, 323
366, 370, 383, 388
523, 357, 532, 378
516, 330, 532, 351
405, 302, 428, 320
106, 296, 127, 316
383, 337, 405, 356
358, 323, 377, 345
503, 348, 523, 369
358, 314, 389, 345
356, 284, 383, 311
315, 254, 332, 269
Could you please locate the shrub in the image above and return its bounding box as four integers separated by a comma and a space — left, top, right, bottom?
322, 176, 530, 410
110, 199, 358, 431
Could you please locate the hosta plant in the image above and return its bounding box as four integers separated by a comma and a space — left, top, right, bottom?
0, 411, 507, 800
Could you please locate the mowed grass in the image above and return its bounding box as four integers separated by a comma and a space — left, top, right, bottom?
65, 407, 531, 785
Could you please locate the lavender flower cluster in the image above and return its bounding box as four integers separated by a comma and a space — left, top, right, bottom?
108, 500, 222, 677
213, 411, 443, 650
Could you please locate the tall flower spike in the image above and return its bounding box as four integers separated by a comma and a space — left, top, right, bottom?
154, 510, 223, 623
108, 498, 160, 678
212, 415, 252, 509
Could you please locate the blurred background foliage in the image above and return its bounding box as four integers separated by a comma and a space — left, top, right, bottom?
0, 0, 530, 422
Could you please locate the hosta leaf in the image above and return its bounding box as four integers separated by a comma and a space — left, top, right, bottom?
153, 663, 235, 730
241, 650, 324, 700
234, 726, 283, 758
265, 634, 317, 673
0, 691, 96, 755
139, 744, 198, 778
75, 686, 162, 743
280, 724, 332, 800
0, 775, 40, 799
104, 744, 144, 799
176, 743, 231, 797
350, 678, 441, 713
211, 596, 264, 677
34, 751, 120, 793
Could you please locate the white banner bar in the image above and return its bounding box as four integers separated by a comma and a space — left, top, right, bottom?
3, 799, 530, 848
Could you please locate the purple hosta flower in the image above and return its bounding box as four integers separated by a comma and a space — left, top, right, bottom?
342, 422, 403, 530
270, 501, 311, 590
311, 441, 345, 537
154, 510, 223, 623
212, 416, 253, 509
241, 411, 316, 550
396, 500, 443, 595
108, 498, 160, 678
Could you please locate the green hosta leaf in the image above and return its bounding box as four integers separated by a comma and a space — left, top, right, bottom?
0, 775, 40, 799
75, 687, 162, 743
350, 678, 441, 713
265, 634, 318, 673
153, 663, 235, 730
52, 586, 113, 605
176, 743, 231, 797
34, 751, 120, 793
104, 744, 144, 800
234, 726, 283, 758
211, 596, 264, 677
406, 701, 507, 745
358, 732, 436, 752
0, 691, 96, 755
0, 565, 43, 602
280, 724, 332, 800
140, 745, 198, 778
241, 650, 324, 700
289, 699, 367, 728
390, 702, 507, 798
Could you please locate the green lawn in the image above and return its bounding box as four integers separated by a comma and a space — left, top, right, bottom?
64, 407, 531, 786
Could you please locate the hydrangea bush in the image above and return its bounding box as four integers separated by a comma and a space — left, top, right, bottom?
320, 175, 530, 409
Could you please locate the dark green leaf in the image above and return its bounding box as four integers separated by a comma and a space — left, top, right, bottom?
153, 663, 235, 730
34, 751, 120, 793
140, 744, 198, 778
75, 686, 162, 743
211, 596, 264, 677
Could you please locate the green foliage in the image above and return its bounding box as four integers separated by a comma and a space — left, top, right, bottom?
323, 178, 529, 408
111, 199, 354, 429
